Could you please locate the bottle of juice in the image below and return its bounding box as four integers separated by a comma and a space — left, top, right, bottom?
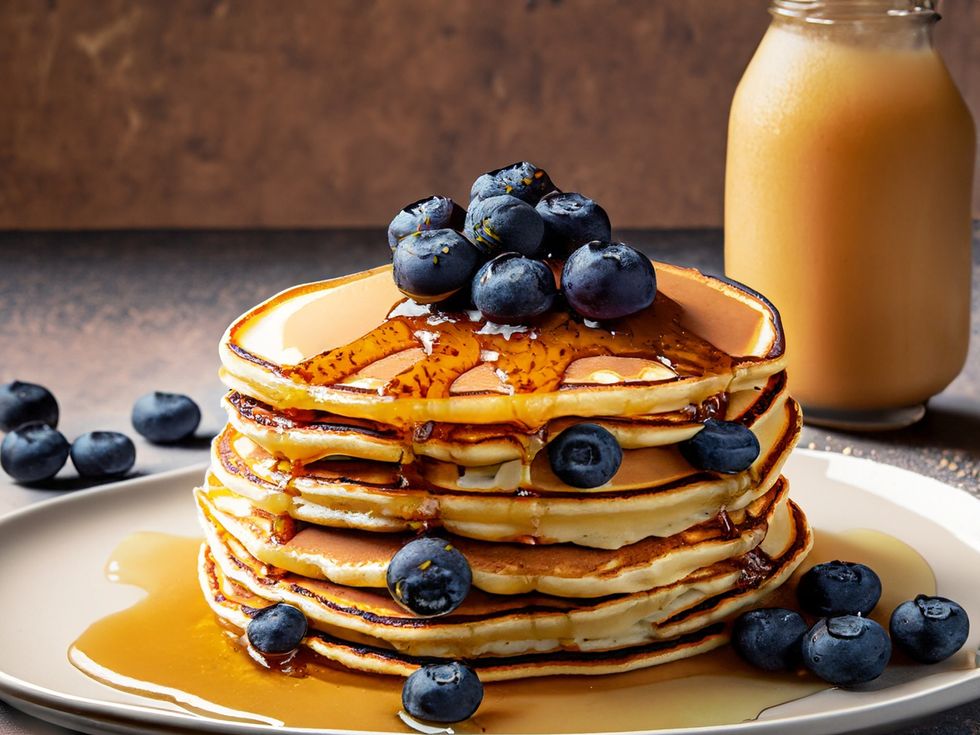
725, 0, 975, 429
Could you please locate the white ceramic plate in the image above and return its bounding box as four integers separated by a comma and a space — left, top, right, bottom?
0, 449, 978, 735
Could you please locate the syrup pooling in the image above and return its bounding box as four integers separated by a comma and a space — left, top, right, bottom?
282, 293, 736, 399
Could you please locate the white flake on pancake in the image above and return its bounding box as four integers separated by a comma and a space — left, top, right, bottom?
413, 330, 439, 355
388, 300, 431, 319
477, 322, 528, 340
495, 368, 515, 395
480, 350, 500, 362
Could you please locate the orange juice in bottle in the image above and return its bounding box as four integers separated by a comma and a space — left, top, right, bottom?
725, 0, 975, 429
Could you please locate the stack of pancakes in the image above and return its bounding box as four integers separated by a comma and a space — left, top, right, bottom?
196, 261, 811, 681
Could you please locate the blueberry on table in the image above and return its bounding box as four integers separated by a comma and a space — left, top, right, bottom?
561, 241, 657, 320
0, 380, 59, 432
732, 608, 808, 671
797, 561, 882, 617
247, 603, 308, 655
465, 195, 545, 257
70, 431, 136, 479
679, 419, 760, 474
471, 253, 557, 325
469, 161, 556, 205
547, 423, 623, 489
386, 536, 473, 617
802, 616, 891, 686
131, 392, 201, 443
388, 196, 467, 252
0, 422, 70, 483
890, 595, 970, 664
393, 229, 484, 304
402, 662, 484, 723
535, 192, 611, 258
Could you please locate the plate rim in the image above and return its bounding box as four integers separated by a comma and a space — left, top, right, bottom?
0, 449, 978, 735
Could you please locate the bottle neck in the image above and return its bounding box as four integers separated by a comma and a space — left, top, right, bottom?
770, 1, 939, 47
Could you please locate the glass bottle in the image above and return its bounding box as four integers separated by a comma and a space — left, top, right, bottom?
725, 0, 975, 429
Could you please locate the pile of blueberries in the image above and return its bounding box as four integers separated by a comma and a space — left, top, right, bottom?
0, 380, 202, 485
733, 560, 970, 686
388, 161, 657, 324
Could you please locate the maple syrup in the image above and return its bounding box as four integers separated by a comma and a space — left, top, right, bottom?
69, 526, 959, 732
282, 293, 737, 399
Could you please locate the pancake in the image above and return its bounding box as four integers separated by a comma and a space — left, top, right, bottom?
199, 497, 811, 662
195, 476, 789, 597
218, 262, 786, 427
224, 371, 788, 466
209, 391, 799, 548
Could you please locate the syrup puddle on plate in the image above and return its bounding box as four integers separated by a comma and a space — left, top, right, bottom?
69, 528, 953, 732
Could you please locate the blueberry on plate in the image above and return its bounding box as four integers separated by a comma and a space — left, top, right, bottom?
535, 192, 611, 258
0, 422, 70, 483
469, 161, 556, 205
402, 661, 484, 723
465, 195, 545, 257
0, 380, 59, 432
561, 241, 656, 320
70, 431, 136, 479
247, 603, 309, 655
387, 196, 467, 252
131, 392, 201, 444
797, 561, 882, 617
890, 595, 970, 664
679, 419, 760, 474
547, 423, 623, 489
732, 608, 808, 671
386, 536, 473, 617
471, 253, 557, 325
393, 229, 484, 304
802, 615, 891, 686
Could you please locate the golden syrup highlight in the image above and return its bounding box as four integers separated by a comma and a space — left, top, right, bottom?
70, 527, 949, 732
282, 293, 737, 398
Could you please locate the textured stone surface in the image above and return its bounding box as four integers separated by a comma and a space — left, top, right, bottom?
0, 0, 976, 229
0, 228, 977, 732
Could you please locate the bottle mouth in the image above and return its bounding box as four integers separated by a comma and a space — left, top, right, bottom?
771, 0, 939, 23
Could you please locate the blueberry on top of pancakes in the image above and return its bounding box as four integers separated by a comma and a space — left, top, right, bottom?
471, 253, 557, 325
562, 241, 657, 321
536, 191, 611, 258
465, 195, 545, 257
388, 196, 467, 253
392, 229, 484, 304
469, 161, 556, 205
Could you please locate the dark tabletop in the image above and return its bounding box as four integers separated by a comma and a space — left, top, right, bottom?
0, 228, 978, 735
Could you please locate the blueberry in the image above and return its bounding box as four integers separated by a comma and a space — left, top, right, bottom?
393, 229, 484, 304
802, 616, 891, 686
247, 603, 308, 655
70, 431, 136, 479
679, 419, 761, 474
386, 536, 472, 617
131, 392, 201, 444
465, 195, 545, 257
471, 253, 557, 325
0, 422, 70, 483
469, 161, 556, 205
0, 381, 59, 432
561, 241, 657, 320
732, 608, 808, 671
797, 561, 882, 617
547, 423, 623, 488
890, 595, 970, 664
388, 196, 467, 252
535, 192, 611, 258
402, 662, 483, 723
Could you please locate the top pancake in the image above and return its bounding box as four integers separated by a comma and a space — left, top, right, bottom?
220, 262, 785, 426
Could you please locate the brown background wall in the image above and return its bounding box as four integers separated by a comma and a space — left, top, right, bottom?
1, 0, 977, 230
